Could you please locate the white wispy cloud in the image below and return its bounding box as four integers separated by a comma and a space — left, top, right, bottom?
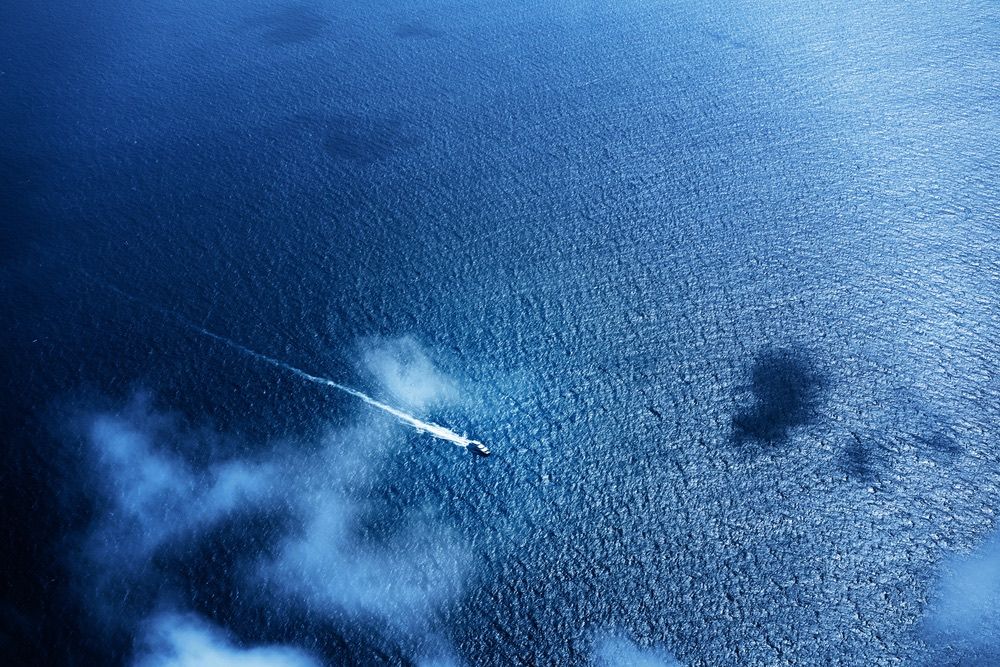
74, 337, 470, 662
592, 634, 682, 667
925, 531, 1000, 659
133, 612, 321, 667
359, 335, 459, 410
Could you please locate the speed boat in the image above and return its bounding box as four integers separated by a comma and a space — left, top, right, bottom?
468, 440, 491, 457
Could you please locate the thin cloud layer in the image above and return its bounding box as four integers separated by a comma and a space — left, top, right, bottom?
86, 401, 276, 556
258, 420, 470, 630
925, 531, 1000, 662
134, 612, 321, 667
72, 337, 471, 663
592, 634, 682, 667
80, 395, 277, 628
359, 335, 459, 410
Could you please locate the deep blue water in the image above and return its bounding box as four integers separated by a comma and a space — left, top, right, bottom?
2, 0, 1000, 665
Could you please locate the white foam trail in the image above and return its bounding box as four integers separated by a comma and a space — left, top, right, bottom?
189, 324, 475, 448
100, 279, 475, 449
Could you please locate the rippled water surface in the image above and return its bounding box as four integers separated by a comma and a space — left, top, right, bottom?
2, 0, 999, 664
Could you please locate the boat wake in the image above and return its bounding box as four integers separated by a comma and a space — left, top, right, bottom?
102, 281, 477, 449
187, 322, 475, 448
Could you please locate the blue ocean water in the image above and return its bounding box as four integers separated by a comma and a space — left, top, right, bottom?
2, 0, 999, 664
